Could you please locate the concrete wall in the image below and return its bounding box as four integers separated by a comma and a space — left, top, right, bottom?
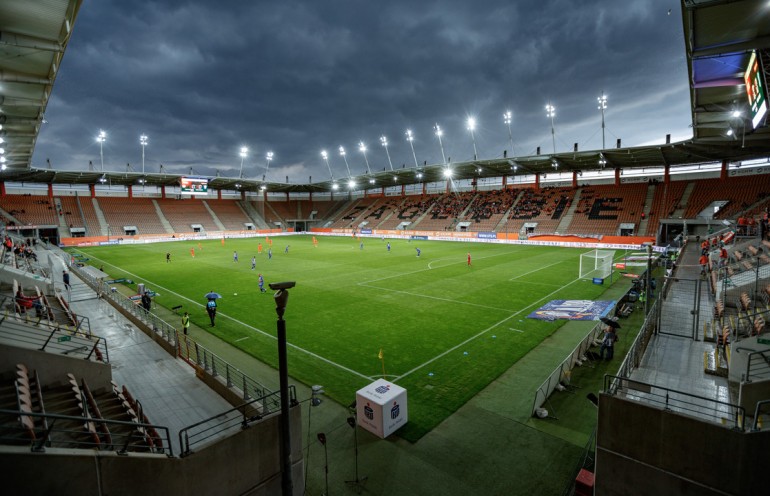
596, 393, 770, 495
1, 404, 304, 496
0, 344, 112, 390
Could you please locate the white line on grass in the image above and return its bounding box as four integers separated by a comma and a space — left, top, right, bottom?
73, 250, 373, 381
358, 283, 513, 312
394, 275, 585, 382
234, 336, 251, 342
508, 260, 565, 281
508, 328, 525, 333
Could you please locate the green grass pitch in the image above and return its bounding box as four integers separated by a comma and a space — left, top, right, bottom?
71, 234, 620, 441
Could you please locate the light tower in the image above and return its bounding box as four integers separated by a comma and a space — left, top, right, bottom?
434, 124, 446, 165
96, 130, 107, 171
467, 117, 478, 160
358, 141, 371, 174
503, 111, 514, 156
339, 146, 351, 176
598, 93, 608, 149
264, 151, 273, 181
380, 136, 394, 171
321, 150, 333, 180
139, 134, 148, 174
545, 104, 556, 154
238, 146, 248, 178
405, 129, 418, 168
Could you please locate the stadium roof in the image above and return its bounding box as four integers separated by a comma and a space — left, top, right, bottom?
0, 0, 82, 172
0, 0, 768, 194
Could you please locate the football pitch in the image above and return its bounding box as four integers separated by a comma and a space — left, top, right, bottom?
70, 234, 628, 441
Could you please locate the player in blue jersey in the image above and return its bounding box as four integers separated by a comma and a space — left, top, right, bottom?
416, 247, 421, 257
258, 274, 266, 293
251, 256, 256, 270
387, 242, 391, 252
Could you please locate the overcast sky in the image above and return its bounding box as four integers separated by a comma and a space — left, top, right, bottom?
32, 0, 692, 183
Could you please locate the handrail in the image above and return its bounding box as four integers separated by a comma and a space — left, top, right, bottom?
178, 386, 295, 457
0, 407, 174, 456
603, 375, 746, 431
57, 246, 277, 414
0, 312, 108, 362
614, 299, 658, 381
744, 349, 770, 383
752, 400, 770, 431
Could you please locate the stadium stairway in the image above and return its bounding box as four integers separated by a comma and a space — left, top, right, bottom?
151, 199, 175, 233
91, 198, 110, 236
672, 181, 696, 218
202, 201, 227, 231
637, 183, 656, 234
38, 250, 237, 455
555, 187, 582, 233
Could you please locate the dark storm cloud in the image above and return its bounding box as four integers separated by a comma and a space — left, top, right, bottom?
33, 0, 691, 182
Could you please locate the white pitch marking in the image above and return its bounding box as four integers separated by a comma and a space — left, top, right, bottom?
395, 274, 584, 382
234, 336, 251, 342
71, 250, 373, 381
508, 260, 565, 281
358, 283, 513, 312
508, 328, 525, 333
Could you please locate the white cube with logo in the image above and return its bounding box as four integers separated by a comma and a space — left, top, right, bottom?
355, 379, 408, 439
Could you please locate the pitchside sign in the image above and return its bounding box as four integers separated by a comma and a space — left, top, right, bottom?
356, 379, 408, 438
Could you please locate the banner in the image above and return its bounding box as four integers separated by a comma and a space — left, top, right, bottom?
527, 300, 615, 321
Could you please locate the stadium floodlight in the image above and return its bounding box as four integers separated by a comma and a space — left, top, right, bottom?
96, 130, 107, 171
598, 153, 607, 168
380, 136, 394, 171
348, 179, 356, 189
358, 141, 371, 174
503, 111, 514, 157
369, 178, 375, 184
321, 150, 334, 180
331, 182, 339, 190
732, 110, 742, 118
467, 117, 478, 160
416, 172, 423, 179
405, 129, 419, 168
545, 104, 556, 154
264, 151, 273, 181
434, 123, 447, 165
139, 134, 148, 174
598, 93, 608, 149
238, 146, 248, 178
339, 146, 352, 177
443, 168, 452, 178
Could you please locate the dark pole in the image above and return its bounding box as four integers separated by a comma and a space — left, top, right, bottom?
271, 282, 296, 496
278, 315, 293, 495
645, 244, 652, 316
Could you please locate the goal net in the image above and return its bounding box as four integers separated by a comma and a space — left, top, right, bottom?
579, 249, 615, 280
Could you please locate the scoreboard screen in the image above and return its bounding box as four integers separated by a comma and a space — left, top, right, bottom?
745, 51, 767, 129
180, 176, 209, 195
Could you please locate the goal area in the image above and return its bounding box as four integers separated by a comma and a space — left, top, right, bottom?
579, 249, 615, 280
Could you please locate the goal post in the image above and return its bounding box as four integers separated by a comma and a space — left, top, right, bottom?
579, 249, 615, 280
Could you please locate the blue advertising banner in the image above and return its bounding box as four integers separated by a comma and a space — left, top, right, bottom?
360, 229, 373, 234
527, 300, 615, 321
477, 232, 497, 239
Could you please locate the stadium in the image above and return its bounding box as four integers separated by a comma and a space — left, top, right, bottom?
1, 1, 769, 495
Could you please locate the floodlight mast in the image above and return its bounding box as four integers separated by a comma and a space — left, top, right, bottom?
96, 130, 107, 171
339, 146, 352, 177
239, 146, 248, 178
598, 93, 608, 149
467, 117, 478, 160
405, 129, 418, 168
321, 150, 334, 180
358, 141, 371, 174
503, 111, 514, 157
264, 151, 273, 181
139, 134, 148, 174
434, 124, 446, 165
380, 136, 394, 171
545, 104, 556, 154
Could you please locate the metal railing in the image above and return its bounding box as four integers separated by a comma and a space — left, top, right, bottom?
531, 320, 607, 417
0, 408, 173, 456
603, 375, 746, 430
176, 334, 275, 401
734, 347, 770, 383
178, 386, 294, 457
752, 400, 770, 431
615, 299, 659, 380
58, 246, 279, 422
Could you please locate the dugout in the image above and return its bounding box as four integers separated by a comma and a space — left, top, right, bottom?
123, 225, 137, 236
